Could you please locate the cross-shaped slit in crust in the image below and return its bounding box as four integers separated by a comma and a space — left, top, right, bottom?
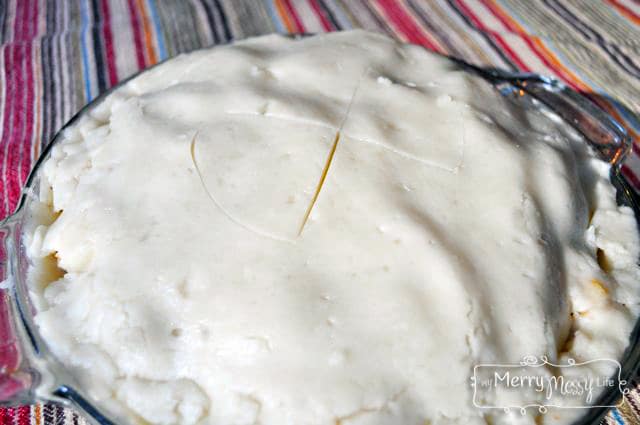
189, 68, 466, 241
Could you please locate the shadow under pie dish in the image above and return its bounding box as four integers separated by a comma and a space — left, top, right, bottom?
0, 30, 639, 425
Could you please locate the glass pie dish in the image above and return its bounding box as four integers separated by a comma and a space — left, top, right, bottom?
0, 45, 637, 425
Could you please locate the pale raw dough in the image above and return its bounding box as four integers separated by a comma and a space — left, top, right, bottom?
24, 31, 640, 425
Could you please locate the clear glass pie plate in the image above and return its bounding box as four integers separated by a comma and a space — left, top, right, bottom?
0, 46, 637, 425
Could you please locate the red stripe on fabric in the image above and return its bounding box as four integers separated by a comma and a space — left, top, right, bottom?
16, 406, 29, 425
607, 0, 640, 24
477, 0, 583, 91
10, 0, 36, 211
453, 0, 530, 71
11, 1, 23, 42
3, 1, 28, 216
622, 164, 640, 191
398, 0, 446, 52
0, 5, 17, 216
281, 0, 307, 33
100, 0, 119, 86
6, 44, 25, 213
16, 0, 37, 206
126, 0, 146, 70
308, 0, 333, 31
0, 48, 14, 217
376, 0, 441, 52
1, 407, 16, 424
2, 0, 24, 216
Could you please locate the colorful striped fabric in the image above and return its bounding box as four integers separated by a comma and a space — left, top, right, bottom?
0, 0, 639, 424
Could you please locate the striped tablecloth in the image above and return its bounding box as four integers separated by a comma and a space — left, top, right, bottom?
1, 1, 640, 424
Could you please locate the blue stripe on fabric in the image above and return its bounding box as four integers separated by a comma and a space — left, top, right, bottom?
264, 0, 286, 33
146, 0, 167, 61
610, 100, 640, 132
612, 408, 625, 425
79, 0, 93, 101
494, 1, 596, 84
326, 0, 353, 29
495, 0, 640, 131
541, 41, 640, 132
494, 0, 535, 34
